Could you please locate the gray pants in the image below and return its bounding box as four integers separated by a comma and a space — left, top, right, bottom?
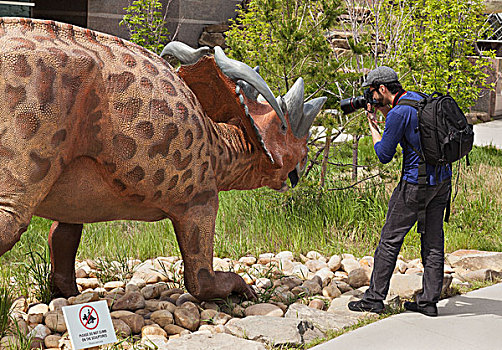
363, 180, 451, 305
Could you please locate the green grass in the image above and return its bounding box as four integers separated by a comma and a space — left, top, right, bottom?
1, 143, 501, 279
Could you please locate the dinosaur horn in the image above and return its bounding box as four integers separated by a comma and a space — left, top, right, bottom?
236, 66, 260, 101
160, 41, 210, 65
295, 97, 327, 138
283, 78, 305, 137
214, 47, 287, 129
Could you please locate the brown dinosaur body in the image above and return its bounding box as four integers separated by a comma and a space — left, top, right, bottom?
0, 18, 325, 300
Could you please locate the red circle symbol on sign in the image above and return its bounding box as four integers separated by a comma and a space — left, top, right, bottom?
79, 305, 100, 330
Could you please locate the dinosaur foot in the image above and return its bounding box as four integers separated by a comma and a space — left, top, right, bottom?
50, 272, 79, 299
195, 270, 257, 301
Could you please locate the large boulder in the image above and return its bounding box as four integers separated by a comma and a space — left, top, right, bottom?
167, 332, 266, 350
388, 274, 423, 299
226, 315, 322, 347
446, 250, 502, 272
285, 303, 359, 333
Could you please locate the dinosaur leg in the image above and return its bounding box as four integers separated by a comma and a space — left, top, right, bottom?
170, 196, 256, 301
0, 214, 30, 256
48, 221, 83, 298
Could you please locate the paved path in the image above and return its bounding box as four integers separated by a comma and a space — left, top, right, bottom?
311, 283, 502, 350
473, 118, 502, 149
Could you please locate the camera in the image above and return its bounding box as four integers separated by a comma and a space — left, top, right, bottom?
340, 88, 382, 115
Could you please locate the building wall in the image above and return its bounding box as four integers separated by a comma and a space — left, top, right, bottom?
32, 0, 87, 28
86, 0, 241, 47
87, 0, 129, 38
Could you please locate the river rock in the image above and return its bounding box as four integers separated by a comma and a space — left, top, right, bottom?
119, 312, 145, 334
276, 251, 294, 261
28, 303, 49, 316
257, 253, 275, 265
322, 283, 342, 299
388, 273, 423, 299
112, 291, 146, 311
69, 291, 100, 305
128, 277, 147, 289
167, 332, 266, 350
142, 324, 167, 337
245, 303, 284, 317
308, 299, 326, 310
76, 277, 100, 289
334, 281, 353, 293
291, 264, 310, 279
104, 281, 125, 291
341, 258, 360, 274
348, 268, 371, 288
226, 316, 321, 347
164, 324, 188, 335
150, 310, 174, 328
112, 318, 132, 337
44, 310, 67, 333
274, 276, 303, 290
174, 307, 200, 331
45, 334, 62, 348
306, 251, 325, 261
132, 261, 166, 283
359, 256, 374, 269
28, 324, 51, 340
328, 255, 342, 271
141, 284, 160, 300
395, 259, 408, 273
446, 250, 502, 271
11, 297, 28, 313
255, 277, 272, 289
49, 298, 69, 311
239, 256, 257, 266
407, 258, 423, 269
0, 335, 20, 348
315, 267, 335, 286
200, 309, 218, 324
176, 293, 199, 306
306, 259, 328, 272
303, 276, 322, 293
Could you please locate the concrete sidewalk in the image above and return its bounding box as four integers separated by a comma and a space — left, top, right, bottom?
473, 118, 502, 149
311, 283, 502, 350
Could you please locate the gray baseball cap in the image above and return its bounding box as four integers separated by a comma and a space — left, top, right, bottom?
362, 66, 399, 87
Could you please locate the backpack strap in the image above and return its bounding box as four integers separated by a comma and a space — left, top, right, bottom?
397, 96, 428, 233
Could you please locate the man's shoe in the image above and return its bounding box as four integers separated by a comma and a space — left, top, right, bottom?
348, 299, 385, 314
404, 301, 438, 317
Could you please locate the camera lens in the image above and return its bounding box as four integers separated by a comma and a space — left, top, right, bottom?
340, 96, 367, 115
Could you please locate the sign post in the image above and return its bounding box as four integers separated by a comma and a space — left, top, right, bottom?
62, 300, 117, 349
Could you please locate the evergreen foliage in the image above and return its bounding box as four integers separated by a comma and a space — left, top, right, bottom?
378, 0, 494, 112
226, 0, 343, 102
120, 0, 171, 55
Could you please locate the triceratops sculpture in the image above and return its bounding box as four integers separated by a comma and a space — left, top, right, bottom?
0, 18, 326, 300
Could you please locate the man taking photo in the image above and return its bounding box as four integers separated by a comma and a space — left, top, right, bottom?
347, 66, 452, 317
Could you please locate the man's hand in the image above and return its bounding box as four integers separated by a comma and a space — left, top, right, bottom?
367, 103, 382, 146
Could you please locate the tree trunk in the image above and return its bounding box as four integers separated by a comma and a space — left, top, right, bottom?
320, 128, 332, 188
352, 134, 360, 182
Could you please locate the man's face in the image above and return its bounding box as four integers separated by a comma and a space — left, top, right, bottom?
370, 85, 384, 103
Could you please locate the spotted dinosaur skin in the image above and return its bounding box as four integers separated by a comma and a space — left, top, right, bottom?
0, 18, 316, 301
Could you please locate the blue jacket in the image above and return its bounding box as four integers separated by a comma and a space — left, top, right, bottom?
374, 91, 451, 185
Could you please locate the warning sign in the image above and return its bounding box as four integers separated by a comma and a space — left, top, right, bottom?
79, 305, 99, 330
62, 300, 117, 350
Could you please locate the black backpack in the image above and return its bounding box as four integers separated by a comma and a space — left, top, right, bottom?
397, 92, 474, 228
398, 92, 474, 166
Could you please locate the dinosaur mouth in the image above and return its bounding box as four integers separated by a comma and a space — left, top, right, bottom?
275, 181, 289, 193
